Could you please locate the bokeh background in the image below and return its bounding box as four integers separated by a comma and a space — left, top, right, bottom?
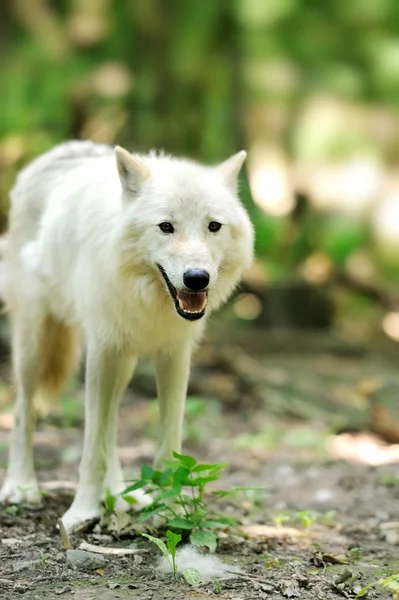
2, 0, 399, 342
1, 0, 399, 459
2, 7, 399, 592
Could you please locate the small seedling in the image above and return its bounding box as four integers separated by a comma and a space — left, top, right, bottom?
2, 505, 18, 516
298, 509, 337, 528
272, 514, 290, 528
295, 510, 319, 529
123, 452, 256, 551
39, 550, 48, 564
264, 555, 285, 568
350, 547, 363, 562
356, 572, 399, 598
213, 578, 222, 593
104, 488, 117, 514
140, 530, 181, 579
381, 474, 399, 487
166, 530, 181, 578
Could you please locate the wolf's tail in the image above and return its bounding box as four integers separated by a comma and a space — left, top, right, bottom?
33, 316, 81, 417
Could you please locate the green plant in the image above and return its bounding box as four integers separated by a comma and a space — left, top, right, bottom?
141, 530, 181, 578
104, 488, 117, 514
271, 509, 337, 531
356, 572, 399, 598
271, 514, 291, 528
123, 452, 253, 551
350, 547, 363, 561
264, 555, 285, 568
381, 474, 399, 487
2, 505, 18, 516
140, 529, 201, 585
294, 510, 319, 529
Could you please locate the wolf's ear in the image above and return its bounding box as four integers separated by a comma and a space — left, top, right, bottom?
217, 150, 247, 192
115, 146, 152, 195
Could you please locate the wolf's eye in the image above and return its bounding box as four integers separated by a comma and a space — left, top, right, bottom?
159, 222, 174, 234
209, 221, 222, 233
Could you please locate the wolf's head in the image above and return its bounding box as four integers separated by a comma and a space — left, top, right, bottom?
115, 146, 254, 322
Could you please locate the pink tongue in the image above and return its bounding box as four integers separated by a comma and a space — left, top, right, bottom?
177, 290, 207, 312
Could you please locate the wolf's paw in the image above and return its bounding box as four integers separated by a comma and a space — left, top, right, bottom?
0, 479, 41, 505
61, 504, 101, 532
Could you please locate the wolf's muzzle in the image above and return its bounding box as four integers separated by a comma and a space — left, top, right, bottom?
157, 264, 208, 321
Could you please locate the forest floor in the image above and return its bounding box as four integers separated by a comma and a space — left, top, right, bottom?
1, 325, 399, 599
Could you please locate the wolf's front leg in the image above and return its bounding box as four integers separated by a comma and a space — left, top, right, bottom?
0, 319, 43, 505
61, 346, 136, 531
153, 346, 191, 468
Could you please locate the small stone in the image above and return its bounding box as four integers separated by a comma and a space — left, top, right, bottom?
260, 584, 275, 593
107, 582, 120, 589
66, 549, 107, 570
133, 554, 143, 564
55, 587, 72, 595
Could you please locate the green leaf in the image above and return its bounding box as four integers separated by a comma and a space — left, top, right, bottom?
190, 530, 217, 552
182, 567, 201, 586
355, 583, 374, 598
382, 573, 399, 593
104, 488, 117, 513
173, 465, 191, 485
167, 517, 194, 530
151, 469, 170, 486
120, 494, 138, 506
140, 533, 168, 558
190, 474, 221, 485
137, 504, 167, 522
180, 494, 193, 503
122, 480, 146, 494
173, 452, 197, 469
190, 508, 207, 520
141, 464, 155, 480
199, 519, 227, 529
163, 460, 181, 470
160, 469, 174, 486
158, 484, 183, 500
192, 462, 224, 472
166, 529, 181, 558
212, 486, 264, 498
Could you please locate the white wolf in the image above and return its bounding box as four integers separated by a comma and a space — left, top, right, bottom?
0, 141, 253, 530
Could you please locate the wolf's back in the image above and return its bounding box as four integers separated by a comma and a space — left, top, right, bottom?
7, 141, 114, 255
12, 140, 113, 196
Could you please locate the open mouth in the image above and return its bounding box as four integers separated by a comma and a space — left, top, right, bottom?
157, 265, 208, 321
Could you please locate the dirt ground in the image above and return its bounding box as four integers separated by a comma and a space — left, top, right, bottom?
1, 327, 399, 599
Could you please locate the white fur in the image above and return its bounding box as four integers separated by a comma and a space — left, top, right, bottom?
158, 545, 240, 581
0, 141, 253, 530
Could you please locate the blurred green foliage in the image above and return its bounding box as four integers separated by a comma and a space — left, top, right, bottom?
1, 0, 399, 297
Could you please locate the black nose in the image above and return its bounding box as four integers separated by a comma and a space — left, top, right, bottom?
183, 269, 210, 291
